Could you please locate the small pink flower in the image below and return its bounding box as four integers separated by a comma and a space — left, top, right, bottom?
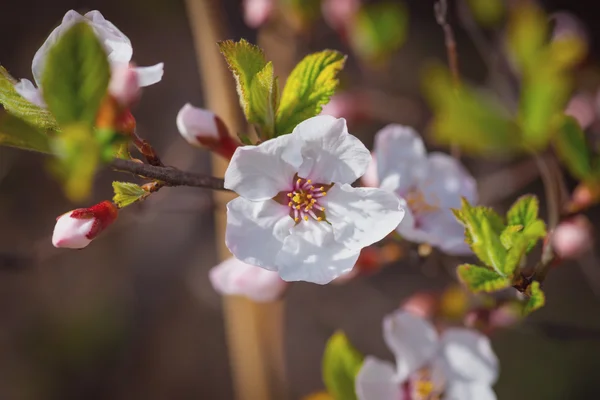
243, 0, 273, 28
52, 201, 118, 249
565, 93, 595, 130
552, 215, 593, 259
322, 0, 360, 34
209, 257, 288, 302
108, 64, 140, 107
176, 103, 240, 159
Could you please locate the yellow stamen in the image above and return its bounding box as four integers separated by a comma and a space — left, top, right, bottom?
296, 205, 301, 210
294, 217, 299, 222
297, 178, 302, 185
307, 194, 313, 199
287, 193, 293, 197
321, 192, 327, 196
307, 179, 312, 184
288, 202, 293, 207
304, 216, 309, 221
317, 217, 323, 221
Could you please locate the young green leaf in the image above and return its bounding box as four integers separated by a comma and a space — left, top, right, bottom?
507, 195, 539, 227
275, 50, 346, 136
500, 225, 523, 249
457, 264, 511, 293
466, 0, 505, 26
503, 236, 530, 276
523, 281, 545, 315
349, 2, 408, 64
0, 66, 59, 131
42, 22, 110, 127
0, 111, 51, 153
218, 39, 278, 137
322, 331, 363, 400
50, 123, 100, 202
553, 116, 592, 180
480, 217, 508, 275
112, 181, 148, 208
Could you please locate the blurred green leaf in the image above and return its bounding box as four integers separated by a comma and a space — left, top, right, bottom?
457, 264, 511, 293
218, 39, 279, 138
50, 123, 99, 202
0, 66, 59, 131
553, 116, 593, 180
280, 0, 321, 30
467, 0, 504, 27
275, 50, 346, 136
523, 281, 545, 315
322, 331, 363, 400
503, 235, 530, 276
42, 22, 110, 127
507, 3, 548, 73
0, 111, 51, 153
423, 65, 520, 155
349, 2, 408, 64
112, 181, 147, 208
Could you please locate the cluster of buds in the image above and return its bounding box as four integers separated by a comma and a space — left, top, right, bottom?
52, 201, 118, 249
177, 103, 240, 160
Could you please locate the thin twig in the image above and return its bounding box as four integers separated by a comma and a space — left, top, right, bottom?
110, 158, 227, 191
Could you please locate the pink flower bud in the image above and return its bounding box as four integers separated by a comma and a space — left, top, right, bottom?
565, 93, 596, 130
552, 215, 593, 259
400, 292, 438, 319
361, 154, 378, 187
209, 257, 288, 302
322, 0, 360, 33
243, 0, 273, 28
108, 65, 141, 107
176, 103, 240, 159
52, 201, 118, 249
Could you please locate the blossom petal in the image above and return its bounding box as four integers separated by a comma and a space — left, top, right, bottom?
209, 257, 287, 302
419, 152, 477, 209
294, 115, 370, 185
225, 133, 302, 201
355, 356, 403, 400
32, 10, 86, 84
445, 382, 497, 400
373, 125, 428, 195
383, 311, 439, 381
437, 328, 499, 385
324, 184, 404, 251
276, 221, 360, 284
14, 79, 46, 108
395, 200, 438, 244
225, 197, 294, 269
134, 63, 164, 87
84, 11, 133, 65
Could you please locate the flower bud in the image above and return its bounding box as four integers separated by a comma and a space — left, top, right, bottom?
243, 0, 273, 28
361, 154, 379, 188
209, 257, 288, 302
108, 64, 141, 107
177, 103, 240, 159
400, 292, 439, 319
52, 201, 118, 249
552, 215, 593, 259
322, 0, 360, 34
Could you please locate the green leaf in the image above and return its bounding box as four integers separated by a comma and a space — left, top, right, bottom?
553, 115, 592, 180
500, 225, 523, 249
50, 124, 99, 203
0, 111, 51, 153
466, 0, 505, 26
0, 66, 59, 131
217, 39, 279, 137
322, 331, 363, 400
507, 195, 539, 227
480, 217, 507, 275
523, 281, 545, 315
275, 50, 346, 136
423, 65, 521, 155
506, 3, 547, 73
42, 22, 110, 127
112, 181, 148, 208
457, 264, 511, 293
503, 236, 530, 276
349, 2, 408, 64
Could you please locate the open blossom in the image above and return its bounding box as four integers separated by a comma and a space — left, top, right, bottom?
52, 201, 118, 249
177, 103, 240, 159
224, 115, 404, 284
209, 257, 288, 302
371, 125, 477, 255
356, 311, 499, 400
15, 10, 163, 107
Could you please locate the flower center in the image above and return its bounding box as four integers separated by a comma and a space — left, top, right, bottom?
403, 368, 444, 400
286, 177, 328, 223
405, 190, 440, 217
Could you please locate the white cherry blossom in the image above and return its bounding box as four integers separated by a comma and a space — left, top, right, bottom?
224, 115, 405, 284
209, 257, 288, 302
356, 311, 499, 400
372, 125, 477, 255
15, 10, 163, 107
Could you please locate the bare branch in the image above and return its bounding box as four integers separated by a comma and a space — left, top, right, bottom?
110, 158, 227, 191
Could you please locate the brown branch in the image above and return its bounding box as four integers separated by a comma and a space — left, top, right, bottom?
110, 158, 227, 191
435, 0, 460, 87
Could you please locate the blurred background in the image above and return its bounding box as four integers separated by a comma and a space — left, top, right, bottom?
2, 0, 600, 399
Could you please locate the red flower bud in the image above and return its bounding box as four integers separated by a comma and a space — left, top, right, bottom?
52, 201, 118, 249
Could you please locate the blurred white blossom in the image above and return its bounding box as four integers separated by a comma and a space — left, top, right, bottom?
371, 125, 477, 255
224, 115, 404, 284
356, 311, 499, 400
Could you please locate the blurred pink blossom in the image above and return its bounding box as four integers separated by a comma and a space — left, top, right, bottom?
552, 215, 593, 259
322, 0, 360, 32
565, 93, 595, 130
243, 0, 273, 28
